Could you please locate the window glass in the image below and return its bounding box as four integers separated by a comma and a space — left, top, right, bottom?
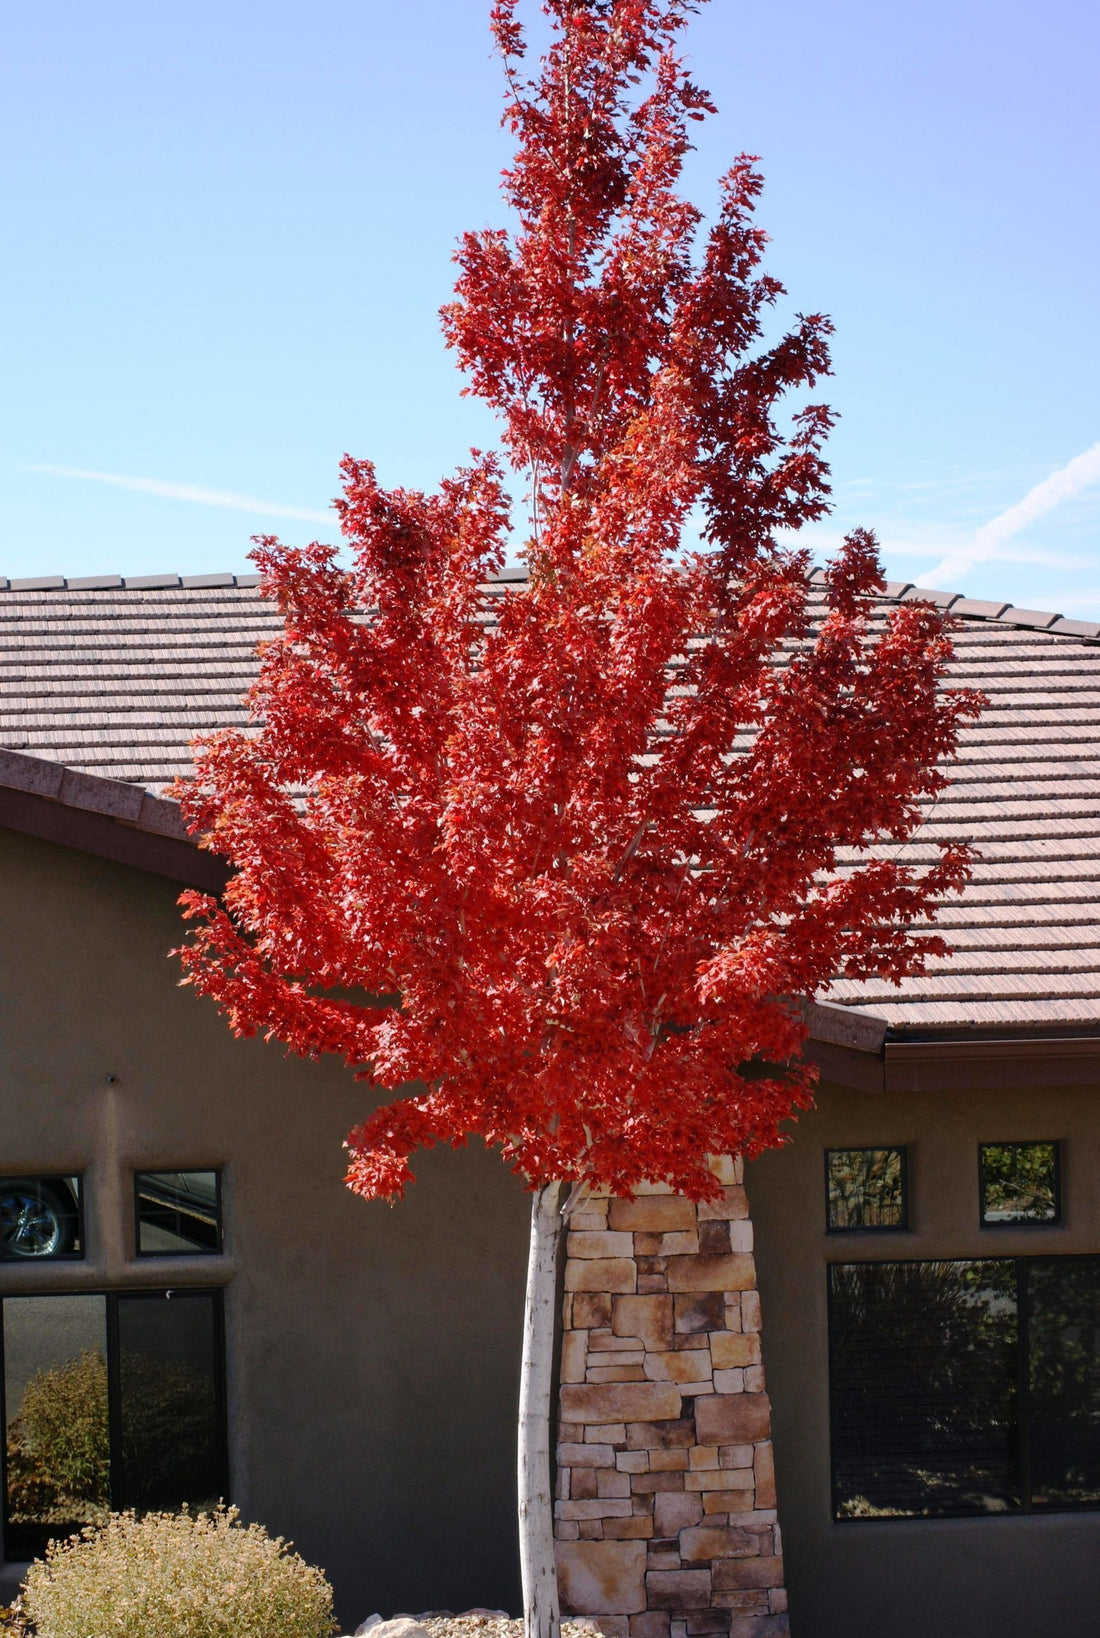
826, 1148, 907, 1231
1, 1291, 227, 1560
1027, 1258, 1100, 1509
135, 1171, 222, 1255
117, 1291, 226, 1511
2, 1294, 109, 1558
980, 1142, 1059, 1225
829, 1260, 1020, 1519
0, 1175, 83, 1261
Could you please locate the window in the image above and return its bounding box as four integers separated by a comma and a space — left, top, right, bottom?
825, 1148, 907, 1231
1, 1289, 227, 1559
980, 1142, 1060, 1226
828, 1255, 1100, 1520
0, 1175, 83, 1261
135, 1171, 222, 1255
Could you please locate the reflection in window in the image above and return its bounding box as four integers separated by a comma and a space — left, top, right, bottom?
980, 1142, 1060, 1225
829, 1254, 1100, 1521
830, 1260, 1019, 1519
135, 1171, 222, 1255
0, 1176, 83, 1261
2, 1295, 110, 1557
1028, 1258, 1100, 1509
118, 1292, 224, 1512
826, 1148, 907, 1230
2, 1291, 226, 1560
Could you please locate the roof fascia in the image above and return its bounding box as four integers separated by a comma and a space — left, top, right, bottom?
0, 749, 226, 892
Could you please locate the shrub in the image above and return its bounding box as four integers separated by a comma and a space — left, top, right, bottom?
21, 1505, 336, 1638
5, 1349, 110, 1526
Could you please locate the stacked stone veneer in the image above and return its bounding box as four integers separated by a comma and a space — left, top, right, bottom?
554, 1158, 788, 1638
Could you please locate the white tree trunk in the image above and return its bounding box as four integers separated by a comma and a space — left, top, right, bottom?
519, 1180, 566, 1638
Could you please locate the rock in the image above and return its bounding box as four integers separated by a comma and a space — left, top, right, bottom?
458, 1613, 510, 1621
356, 1622, 430, 1638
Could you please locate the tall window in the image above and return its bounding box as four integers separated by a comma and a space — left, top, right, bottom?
2, 1289, 227, 1559
829, 1255, 1100, 1520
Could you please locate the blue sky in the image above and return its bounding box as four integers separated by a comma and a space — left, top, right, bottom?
3, 0, 1098, 614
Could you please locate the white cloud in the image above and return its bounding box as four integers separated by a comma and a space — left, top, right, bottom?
24, 464, 333, 526
922, 441, 1100, 585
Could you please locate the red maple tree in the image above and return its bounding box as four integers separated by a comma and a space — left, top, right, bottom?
173, 2, 980, 1630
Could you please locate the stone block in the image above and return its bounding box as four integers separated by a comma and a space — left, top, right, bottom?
573, 1468, 599, 1499
579, 1519, 604, 1540
768, 1591, 787, 1615
559, 1520, 581, 1540
674, 1293, 726, 1334
610, 1197, 697, 1233
639, 1275, 669, 1294
558, 1540, 648, 1615
598, 1469, 633, 1498
562, 1331, 589, 1383
631, 1471, 686, 1493
603, 1517, 656, 1539
587, 1423, 627, 1443
557, 1499, 635, 1520
727, 1221, 754, 1255
667, 1256, 755, 1294
644, 1571, 713, 1612
649, 1449, 690, 1472
697, 1220, 731, 1255
626, 1417, 696, 1450
561, 1443, 615, 1467
646, 1549, 683, 1571
711, 1334, 761, 1370
608, 1297, 677, 1349
689, 1446, 720, 1470
617, 1451, 649, 1473
570, 1231, 637, 1259
743, 1368, 766, 1394
727, 1619, 789, 1638
697, 1188, 749, 1222
753, 1443, 776, 1510
713, 1370, 745, 1394
636, 1231, 701, 1256
590, 1331, 644, 1351
562, 1383, 683, 1424
645, 1349, 713, 1386
574, 1293, 614, 1330
740, 1293, 761, 1332
695, 1395, 772, 1447
630, 1614, 671, 1638
653, 1490, 704, 1535
712, 1558, 784, 1592
567, 1259, 639, 1294
715, 1594, 769, 1616
719, 1446, 754, 1469
589, 1366, 647, 1383
702, 1486, 755, 1512
679, 1527, 759, 1563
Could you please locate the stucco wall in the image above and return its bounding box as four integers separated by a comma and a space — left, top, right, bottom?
746, 1077, 1100, 1638
0, 826, 531, 1625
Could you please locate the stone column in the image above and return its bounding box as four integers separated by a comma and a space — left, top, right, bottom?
554, 1158, 788, 1638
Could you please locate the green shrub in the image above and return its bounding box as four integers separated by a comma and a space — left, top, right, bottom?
21, 1505, 336, 1638
5, 1349, 110, 1526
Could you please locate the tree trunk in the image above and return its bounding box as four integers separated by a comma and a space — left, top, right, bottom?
519, 1179, 566, 1638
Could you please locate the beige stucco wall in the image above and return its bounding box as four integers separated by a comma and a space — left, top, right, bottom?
0, 826, 531, 1625
746, 1076, 1100, 1638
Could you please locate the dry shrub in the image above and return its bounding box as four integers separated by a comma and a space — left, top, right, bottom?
21, 1505, 336, 1638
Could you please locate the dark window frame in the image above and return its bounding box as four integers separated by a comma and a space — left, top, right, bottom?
133, 1168, 224, 1258
827, 1251, 1100, 1524
978, 1140, 1062, 1229
0, 1286, 229, 1560
0, 1172, 86, 1263
824, 1146, 910, 1234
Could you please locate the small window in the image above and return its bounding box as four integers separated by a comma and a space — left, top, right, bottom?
826, 1148, 908, 1231
0, 1175, 83, 1261
135, 1171, 222, 1256
980, 1142, 1060, 1226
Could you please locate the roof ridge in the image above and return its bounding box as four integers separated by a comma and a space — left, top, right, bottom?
2, 566, 1097, 641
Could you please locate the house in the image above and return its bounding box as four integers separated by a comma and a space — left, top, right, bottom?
0, 570, 1097, 1638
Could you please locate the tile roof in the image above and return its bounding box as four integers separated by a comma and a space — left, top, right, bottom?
2, 569, 1099, 1039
